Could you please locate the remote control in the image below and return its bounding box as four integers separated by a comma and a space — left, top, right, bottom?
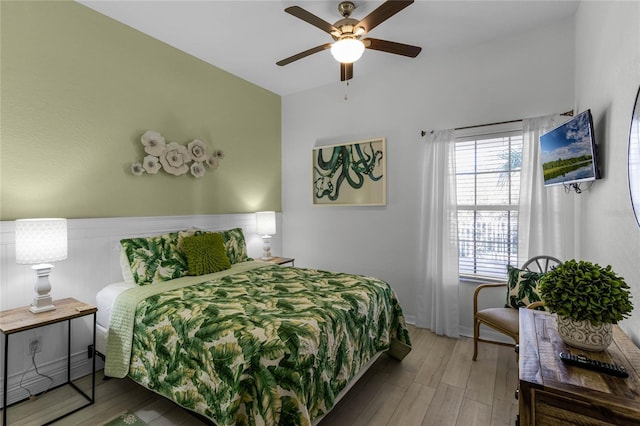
559, 352, 629, 378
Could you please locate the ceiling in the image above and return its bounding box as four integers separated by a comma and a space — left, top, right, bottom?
77, 1, 580, 96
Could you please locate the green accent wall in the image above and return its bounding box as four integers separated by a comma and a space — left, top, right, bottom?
0, 1, 281, 220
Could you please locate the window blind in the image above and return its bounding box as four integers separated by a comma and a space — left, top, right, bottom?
455, 129, 523, 279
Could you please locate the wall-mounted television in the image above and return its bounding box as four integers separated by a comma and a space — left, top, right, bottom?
539, 109, 600, 190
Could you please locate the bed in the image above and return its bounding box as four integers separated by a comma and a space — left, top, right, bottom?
96, 228, 412, 426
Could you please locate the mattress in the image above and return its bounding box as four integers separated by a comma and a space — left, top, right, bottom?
95, 281, 135, 356
96, 281, 136, 329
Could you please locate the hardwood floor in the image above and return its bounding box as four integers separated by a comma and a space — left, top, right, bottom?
4, 325, 519, 425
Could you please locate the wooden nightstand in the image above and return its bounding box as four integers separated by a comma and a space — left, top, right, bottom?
260, 256, 295, 266
518, 308, 640, 425
0, 298, 97, 426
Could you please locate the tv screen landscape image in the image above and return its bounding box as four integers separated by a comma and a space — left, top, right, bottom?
539, 110, 599, 187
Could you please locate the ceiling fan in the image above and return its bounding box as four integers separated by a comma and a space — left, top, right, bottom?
276, 1, 422, 82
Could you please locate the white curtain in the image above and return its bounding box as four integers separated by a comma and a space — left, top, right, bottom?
519, 114, 576, 264
417, 129, 459, 337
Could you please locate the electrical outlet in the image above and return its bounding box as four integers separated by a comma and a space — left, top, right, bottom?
29, 337, 42, 355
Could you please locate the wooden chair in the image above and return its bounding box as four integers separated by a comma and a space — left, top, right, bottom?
472, 255, 561, 361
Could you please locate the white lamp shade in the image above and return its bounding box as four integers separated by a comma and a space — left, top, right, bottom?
330, 39, 365, 63
256, 211, 276, 236
15, 218, 68, 264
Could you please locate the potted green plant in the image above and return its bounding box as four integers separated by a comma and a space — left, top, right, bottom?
538, 259, 633, 351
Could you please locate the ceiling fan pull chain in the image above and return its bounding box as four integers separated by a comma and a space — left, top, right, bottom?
344, 80, 350, 101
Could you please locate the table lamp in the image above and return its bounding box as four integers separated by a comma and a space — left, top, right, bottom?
15, 218, 68, 313
256, 211, 276, 260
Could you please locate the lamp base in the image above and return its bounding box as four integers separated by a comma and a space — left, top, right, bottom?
30, 264, 56, 314
30, 298, 56, 314
261, 235, 273, 260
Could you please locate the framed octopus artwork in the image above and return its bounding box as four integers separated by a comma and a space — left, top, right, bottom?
312, 137, 386, 206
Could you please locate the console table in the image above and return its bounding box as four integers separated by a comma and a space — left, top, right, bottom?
518, 308, 640, 425
0, 298, 96, 425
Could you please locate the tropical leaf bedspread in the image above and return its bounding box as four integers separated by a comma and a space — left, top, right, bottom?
105, 261, 411, 425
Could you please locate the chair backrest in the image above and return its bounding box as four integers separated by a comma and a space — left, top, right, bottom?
521, 255, 562, 273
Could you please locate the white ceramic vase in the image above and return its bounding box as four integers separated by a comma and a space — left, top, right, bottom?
556, 315, 613, 351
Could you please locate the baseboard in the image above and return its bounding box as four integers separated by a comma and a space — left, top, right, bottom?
404, 314, 416, 325
460, 327, 513, 344
459, 325, 514, 344
407, 318, 512, 344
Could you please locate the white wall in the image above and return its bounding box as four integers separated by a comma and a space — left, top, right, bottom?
282, 18, 575, 332
573, 1, 640, 345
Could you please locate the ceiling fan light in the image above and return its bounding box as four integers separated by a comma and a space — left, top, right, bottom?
330, 39, 365, 63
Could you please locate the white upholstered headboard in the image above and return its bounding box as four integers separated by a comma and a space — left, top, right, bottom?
0, 213, 281, 311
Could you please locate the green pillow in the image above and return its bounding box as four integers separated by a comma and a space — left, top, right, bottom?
120, 230, 196, 286
182, 232, 231, 275
505, 265, 546, 310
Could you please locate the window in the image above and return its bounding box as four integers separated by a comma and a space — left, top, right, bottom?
455, 126, 523, 279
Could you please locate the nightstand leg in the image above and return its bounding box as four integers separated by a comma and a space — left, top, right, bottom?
67, 318, 71, 383
91, 313, 96, 402
3, 333, 7, 426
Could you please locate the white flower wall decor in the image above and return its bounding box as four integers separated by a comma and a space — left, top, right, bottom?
131, 130, 224, 178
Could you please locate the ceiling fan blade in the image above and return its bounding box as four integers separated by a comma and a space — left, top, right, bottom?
363, 38, 422, 57
276, 43, 333, 66
357, 0, 414, 34
285, 6, 338, 35
340, 62, 353, 81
